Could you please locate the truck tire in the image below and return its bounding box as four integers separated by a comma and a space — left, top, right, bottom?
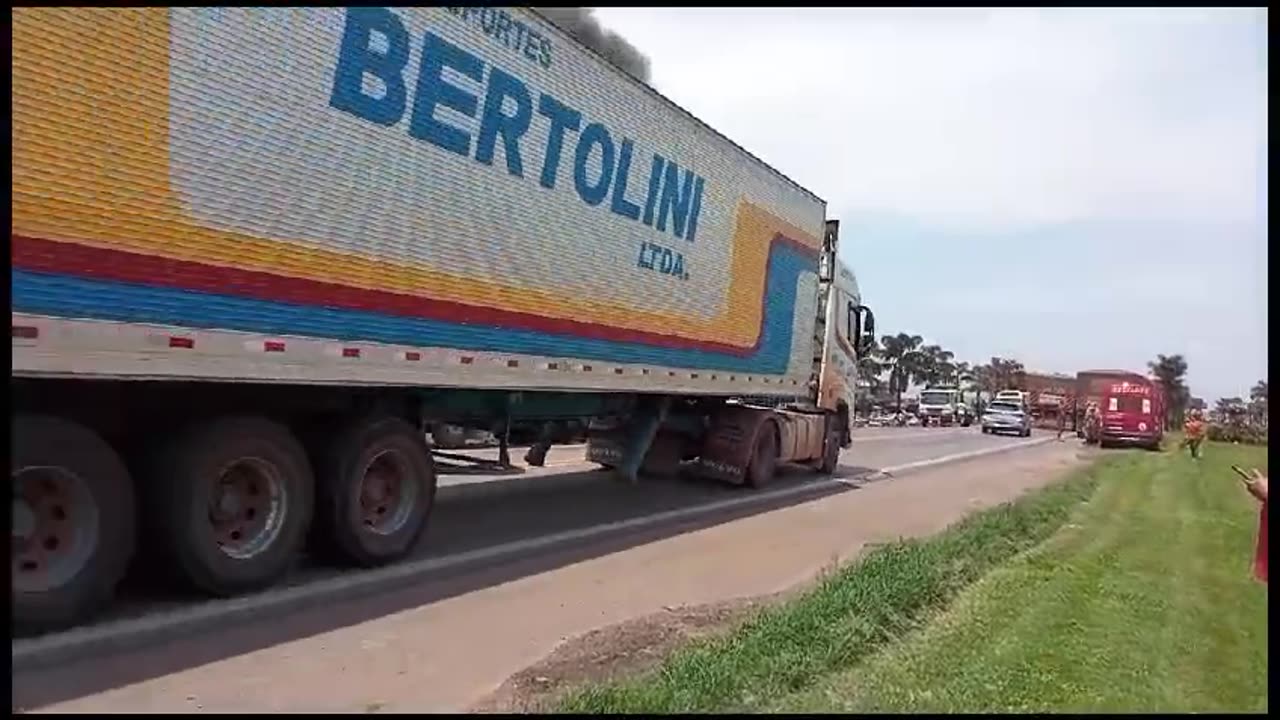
745, 422, 780, 488
145, 417, 314, 596
312, 416, 437, 567
817, 426, 841, 475
12, 415, 137, 634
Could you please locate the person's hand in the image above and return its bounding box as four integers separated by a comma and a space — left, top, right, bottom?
1245, 469, 1268, 503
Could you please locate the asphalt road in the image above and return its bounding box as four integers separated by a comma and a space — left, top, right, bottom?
64, 427, 1020, 620
12, 425, 1053, 710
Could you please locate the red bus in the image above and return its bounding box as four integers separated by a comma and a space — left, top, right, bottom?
1098, 377, 1164, 450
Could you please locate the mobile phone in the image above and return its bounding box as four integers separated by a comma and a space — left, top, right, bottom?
1231, 465, 1254, 482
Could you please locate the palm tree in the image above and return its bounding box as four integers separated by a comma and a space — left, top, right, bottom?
1249, 379, 1268, 426
880, 332, 924, 413
919, 345, 955, 387
857, 351, 885, 398
1148, 354, 1190, 429
969, 363, 993, 403
1216, 396, 1247, 418
986, 357, 1025, 394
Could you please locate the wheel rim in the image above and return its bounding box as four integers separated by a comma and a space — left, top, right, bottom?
12, 466, 100, 593
358, 450, 420, 536
208, 458, 287, 560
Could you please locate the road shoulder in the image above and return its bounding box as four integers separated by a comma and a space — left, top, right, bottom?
473, 442, 1093, 712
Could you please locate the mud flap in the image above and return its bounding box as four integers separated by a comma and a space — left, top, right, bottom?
693, 405, 774, 485
608, 396, 672, 484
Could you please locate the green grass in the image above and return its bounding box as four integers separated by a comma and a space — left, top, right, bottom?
557, 452, 1105, 713
773, 442, 1269, 714
558, 443, 1270, 714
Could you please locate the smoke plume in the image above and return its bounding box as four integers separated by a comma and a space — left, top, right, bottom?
535, 7, 652, 84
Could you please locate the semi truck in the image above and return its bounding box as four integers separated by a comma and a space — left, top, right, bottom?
1012, 371, 1077, 430
12, 7, 876, 632
917, 386, 972, 427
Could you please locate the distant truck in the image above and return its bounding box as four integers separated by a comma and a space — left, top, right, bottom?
1012, 372, 1076, 430
917, 386, 972, 427
1075, 371, 1164, 450
12, 7, 876, 632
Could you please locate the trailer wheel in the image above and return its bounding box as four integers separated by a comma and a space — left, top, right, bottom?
313, 416, 436, 567
12, 416, 137, 634
146, 417, 313, 596
745, 423, 780, 488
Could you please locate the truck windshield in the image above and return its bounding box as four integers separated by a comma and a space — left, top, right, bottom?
920, 391, 951, 405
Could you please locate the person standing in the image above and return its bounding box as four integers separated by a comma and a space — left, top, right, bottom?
1055, 398, 1069, 441
1183, 409, 1208, 459
1243, 469, 1267, 584
1084, 401, 1101, 445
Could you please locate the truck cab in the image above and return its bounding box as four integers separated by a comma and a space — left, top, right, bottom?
815, 221, 875, 447
918, 386, 971, 427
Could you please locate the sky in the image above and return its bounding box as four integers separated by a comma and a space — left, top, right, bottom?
592, 7, 1268, 403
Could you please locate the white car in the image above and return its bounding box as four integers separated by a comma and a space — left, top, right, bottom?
994, 390, 1027, 406
982, 401, 1032, 437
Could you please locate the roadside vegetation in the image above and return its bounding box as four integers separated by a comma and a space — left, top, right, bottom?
558, 442, 1269, 714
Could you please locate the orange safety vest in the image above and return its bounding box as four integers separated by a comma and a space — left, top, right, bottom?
1184, 419, 1207, 440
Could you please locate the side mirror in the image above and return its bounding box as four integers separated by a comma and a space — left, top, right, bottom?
858, 306, 876, 355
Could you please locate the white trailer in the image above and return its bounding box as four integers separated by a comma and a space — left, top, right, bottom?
12, 7, 876, 633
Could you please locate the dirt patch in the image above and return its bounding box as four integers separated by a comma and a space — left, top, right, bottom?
470, 591, 797, 713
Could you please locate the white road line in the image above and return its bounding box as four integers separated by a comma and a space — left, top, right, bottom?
11, 434, 1054, 669
855, 429, 974, 442
870, 436, 1053, 478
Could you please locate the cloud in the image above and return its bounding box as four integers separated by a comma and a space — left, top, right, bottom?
594, 8, 1266, 232
592, 8, 1267, 401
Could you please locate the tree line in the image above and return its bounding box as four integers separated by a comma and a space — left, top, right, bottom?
855, 332, 1027, 413
1143, 354, 1264, 433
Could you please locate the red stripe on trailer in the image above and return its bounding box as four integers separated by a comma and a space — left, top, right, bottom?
12, 234, 818, 356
